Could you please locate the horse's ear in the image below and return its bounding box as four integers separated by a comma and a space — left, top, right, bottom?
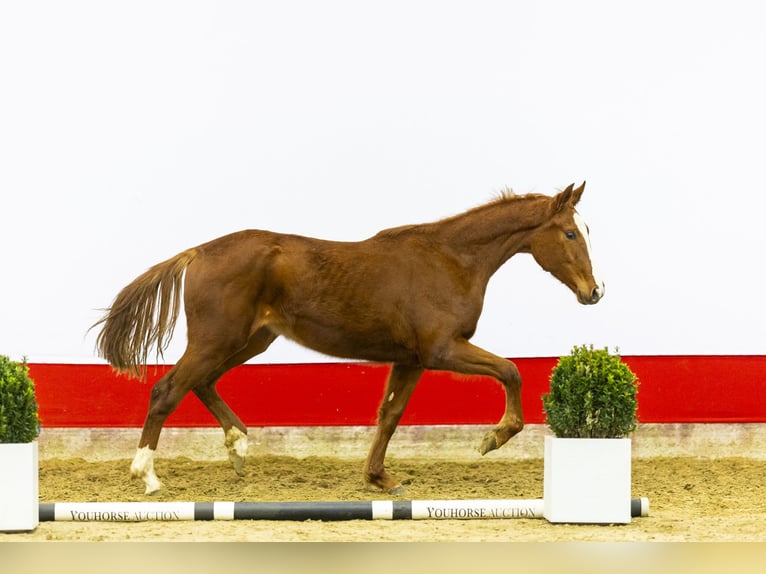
571, 181, 586, 205
553, 181, 586, 212
553, 183, 576, 212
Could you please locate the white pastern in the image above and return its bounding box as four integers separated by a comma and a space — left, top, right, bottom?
225, 427, 248, 476
130, 446, 162, 495
574, 211, 605, 296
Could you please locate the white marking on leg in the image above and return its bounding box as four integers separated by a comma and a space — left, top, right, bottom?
388, 392, 395, 402
130, 446, 162, 495
574, 211, 605, 297
225, 427, 248, 476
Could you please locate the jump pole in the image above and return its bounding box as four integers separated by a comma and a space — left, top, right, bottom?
39, 498, 649, 522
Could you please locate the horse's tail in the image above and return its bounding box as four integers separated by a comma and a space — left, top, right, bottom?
92, 249, 199, 379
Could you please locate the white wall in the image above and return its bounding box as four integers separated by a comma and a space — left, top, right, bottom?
1, 1, 764, 364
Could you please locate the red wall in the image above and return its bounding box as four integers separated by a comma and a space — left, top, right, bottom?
28, 356, 766, 427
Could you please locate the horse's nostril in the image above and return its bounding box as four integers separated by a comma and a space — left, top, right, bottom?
591, 287, 602, 302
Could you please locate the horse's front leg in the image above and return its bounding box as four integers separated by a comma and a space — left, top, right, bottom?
478, 365, 524, 455
425, 339, 524, 455
364, 364, 424, 494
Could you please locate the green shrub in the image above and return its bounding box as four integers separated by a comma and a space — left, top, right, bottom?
542, 345, 638, 438
0, 355, 40, 443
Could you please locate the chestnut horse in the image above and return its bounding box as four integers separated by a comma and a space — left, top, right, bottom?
93, 182, 603, 495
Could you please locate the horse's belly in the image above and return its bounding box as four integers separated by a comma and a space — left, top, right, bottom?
275, 321, 418, 364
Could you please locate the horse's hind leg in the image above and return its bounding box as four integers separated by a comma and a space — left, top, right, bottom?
191, 383, 248, 476
131, 341, 257, 494
130, 359, 214, 494
192, 327, 278, 476
192, 384, 248, 476
364, 364, 424, 494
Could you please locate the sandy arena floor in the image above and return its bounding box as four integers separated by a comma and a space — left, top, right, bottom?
3, 455, 765, 541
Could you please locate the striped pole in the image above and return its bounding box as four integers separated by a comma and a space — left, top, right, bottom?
39, 498, 648, 522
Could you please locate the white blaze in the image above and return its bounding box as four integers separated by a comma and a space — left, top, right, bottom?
573, 212, 605, 295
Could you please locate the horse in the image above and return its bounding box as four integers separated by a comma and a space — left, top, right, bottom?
92, 181, 604, 495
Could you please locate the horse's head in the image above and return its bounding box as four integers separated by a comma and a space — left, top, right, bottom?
527, 182, 605, 305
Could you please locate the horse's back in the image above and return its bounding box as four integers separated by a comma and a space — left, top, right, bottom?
185, 229, 432, 361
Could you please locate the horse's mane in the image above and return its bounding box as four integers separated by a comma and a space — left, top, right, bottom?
374, 190, 549, 239
490, 187, 551, 204
493, 187, 518, 201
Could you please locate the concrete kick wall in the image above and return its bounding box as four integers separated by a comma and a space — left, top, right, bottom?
38, 423, 766, 462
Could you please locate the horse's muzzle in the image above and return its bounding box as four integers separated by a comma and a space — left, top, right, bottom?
578, 283, 605, 305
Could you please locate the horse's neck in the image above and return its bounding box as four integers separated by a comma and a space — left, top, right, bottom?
433, 195, 551, 275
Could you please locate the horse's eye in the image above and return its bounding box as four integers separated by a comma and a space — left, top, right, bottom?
565, 231, 577, 240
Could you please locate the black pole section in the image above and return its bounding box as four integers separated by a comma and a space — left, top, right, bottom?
232, 501, 373, 521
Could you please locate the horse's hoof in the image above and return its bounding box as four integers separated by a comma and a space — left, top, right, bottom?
225, 428, 248, 477
144, 484, 162, 496
141, 469, 163, 495
140, 473, 162, 495
131, 446, 162, 495
229, 453, 246, 477
479, 431, 498, 455
388, 484, 406, 496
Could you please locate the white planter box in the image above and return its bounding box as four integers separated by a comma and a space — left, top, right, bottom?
543, 435, 631, 524
0, 441, 39, 532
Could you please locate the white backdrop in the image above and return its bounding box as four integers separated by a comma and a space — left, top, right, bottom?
1, 1, 764, 364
